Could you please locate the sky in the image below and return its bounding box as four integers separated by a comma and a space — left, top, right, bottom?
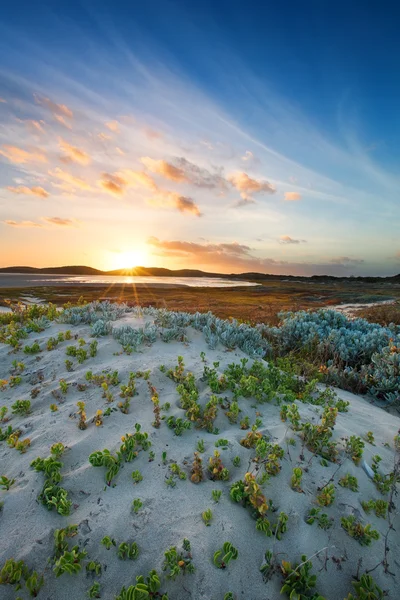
0, 0, 399, 276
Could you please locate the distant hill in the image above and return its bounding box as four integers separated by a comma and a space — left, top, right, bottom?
0, 265, 399, 283
0, 266, 103, 275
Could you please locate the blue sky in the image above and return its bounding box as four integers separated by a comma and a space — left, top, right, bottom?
0, 1, 399, 275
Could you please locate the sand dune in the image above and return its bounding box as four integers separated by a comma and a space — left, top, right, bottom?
0, 308, 399, 599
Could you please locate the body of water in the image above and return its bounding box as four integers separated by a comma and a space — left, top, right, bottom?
0, 273, 257, 288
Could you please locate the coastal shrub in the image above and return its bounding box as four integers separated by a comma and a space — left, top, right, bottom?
116, 571, 167, 600
213, 542, 238, 569
162, 541, 195, 579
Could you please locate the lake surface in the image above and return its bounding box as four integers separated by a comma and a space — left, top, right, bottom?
0, 274, 257, 288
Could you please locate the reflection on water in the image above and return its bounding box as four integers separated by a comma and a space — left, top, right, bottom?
0, 274, 257, 288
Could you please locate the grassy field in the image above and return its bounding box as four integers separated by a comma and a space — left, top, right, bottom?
1, 279, 400, 325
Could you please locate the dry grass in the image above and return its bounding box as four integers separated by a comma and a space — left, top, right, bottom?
354, 302, 400, 326
1, 280, 399, 327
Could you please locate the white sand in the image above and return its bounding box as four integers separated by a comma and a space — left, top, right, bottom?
0, 312, 399, 599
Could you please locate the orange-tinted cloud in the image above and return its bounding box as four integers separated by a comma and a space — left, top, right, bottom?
142, 156, 227, 189
99, 173, 127, 196
149, 191, 201, 216
54, 114, 72, 129
98, 132, 111, 141
99, 170, 158, 196
99, 169, 201, 216
59, 139, 91, 165
17, 119, 46, 135
42, 217, 79, 227
228, 172, 275, 201
241, 151, 254, 161
0, 145, 47, 164
148, 237, 251, 257
3, 220, 43, 228
49, 168, 93, 191
141, 157, 186, 182
7, 185, 49, 198
35, 95, 73, 118
143, 127, 162, 140
284, 191, 301, 201
105, 121, 120, 132
0, 98, 6, 103
279, 235, 307, 244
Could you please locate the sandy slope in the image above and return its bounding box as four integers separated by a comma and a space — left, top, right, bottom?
0, 312, 399, 600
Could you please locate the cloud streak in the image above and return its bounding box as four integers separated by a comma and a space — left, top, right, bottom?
7, 185, 49, 198
0, 145, 47, 164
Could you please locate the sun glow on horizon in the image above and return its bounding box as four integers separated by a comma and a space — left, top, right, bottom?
112, 249, 149, 270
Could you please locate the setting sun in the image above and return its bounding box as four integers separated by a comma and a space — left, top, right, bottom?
117, 249, 148, 269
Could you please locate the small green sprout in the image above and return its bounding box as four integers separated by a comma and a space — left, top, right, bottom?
232, 456, 241, 467
291, 467, 303, 491
132, 498, 143, 513
86, 561, 102, 576
202, 508, 213, 526
131, 470, 143, 484
212, 489, 222, 503
196, 439, 205, 453
101, 536, 116, 550
118, 542, 139, 560
59, 379, 69, 394
213, 541, 238, 569
0, 475, 15, 490
87, 581, 101, 598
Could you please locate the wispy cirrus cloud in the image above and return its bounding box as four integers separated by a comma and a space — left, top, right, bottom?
284, 191, 301, 201
49, 168, 93, 191
3, 220, 43, 228
59, 139, 91, 165
105, 120, 120, 132
329, 256, 365, 266
0, 145, 47, 164
42, 217, 80, 227
279, 235, 307, 244
3, 217, 80, 228
7, 185, 49, 198
34, 95, 73, 119
17, 119, 46, 135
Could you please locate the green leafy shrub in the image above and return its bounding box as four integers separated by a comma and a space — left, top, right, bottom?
116, 570, 167, 600
361, 499, 388, 518
118, 542, 139, 560
101, 536, 116, 550
346, 573, 385, 599
317, 483, 335, 506
162, 541, 195, 579
213, 542, 238, 569
53, 547, 87, 576
11, 400, 31, 416
280, 554, 325, 599
341, 516, 379, 546
339, 474, 359, 492
0, 475, 16, 490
